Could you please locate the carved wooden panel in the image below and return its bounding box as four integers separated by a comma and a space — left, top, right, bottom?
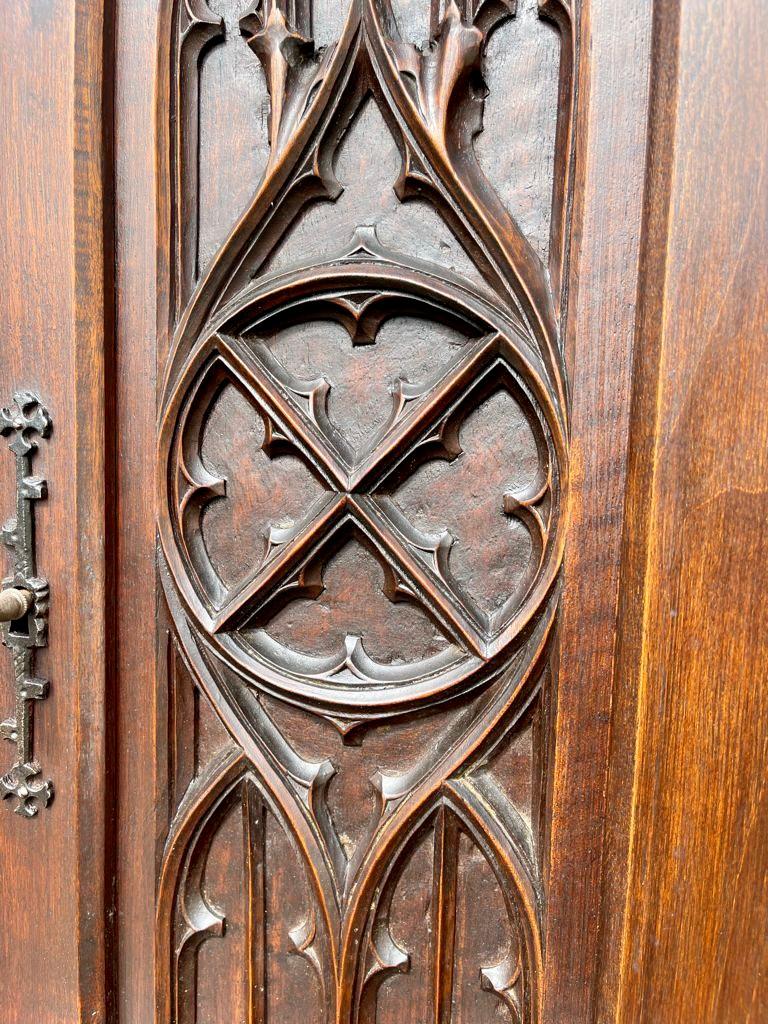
157, 0, 573, 1020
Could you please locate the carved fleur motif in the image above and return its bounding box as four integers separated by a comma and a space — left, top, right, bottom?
393, 1, 487, 148
481, 948, 524, 1021
289, 910, 327, 1001
503, 467, 551, 571
357, 898, 410, 1012
240, 0, 329, 169
160, 0, 575, 1015
389, 0, 517, 153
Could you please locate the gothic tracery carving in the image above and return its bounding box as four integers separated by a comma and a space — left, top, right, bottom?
157, 0, 574, 1019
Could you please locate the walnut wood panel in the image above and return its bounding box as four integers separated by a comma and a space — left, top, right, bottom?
608, 0, 768, 1019
155, 1, 573, 1021
2, 0, 766, 1022
0, 0, 748, 1020
0, 1, 114, 1022
540, 0, 656, 1019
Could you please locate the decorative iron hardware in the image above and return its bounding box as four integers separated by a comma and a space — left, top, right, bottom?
0, 392, 53, 817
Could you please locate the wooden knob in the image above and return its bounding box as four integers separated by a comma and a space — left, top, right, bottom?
0, 588, 32, 622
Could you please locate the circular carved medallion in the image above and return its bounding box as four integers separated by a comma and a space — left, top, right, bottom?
159, 255, 565, 714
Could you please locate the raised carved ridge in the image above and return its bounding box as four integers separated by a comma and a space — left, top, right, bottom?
158, 0, 574, 1017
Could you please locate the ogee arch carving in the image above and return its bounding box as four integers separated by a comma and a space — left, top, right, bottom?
156, 0, 574, 1019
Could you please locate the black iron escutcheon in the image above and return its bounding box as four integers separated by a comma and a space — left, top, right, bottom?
0, 391, 53, 817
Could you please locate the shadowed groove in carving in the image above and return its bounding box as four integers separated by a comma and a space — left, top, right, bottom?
159, 0, 575, 1017
348, 788, 541, 1023
159, 256, 566, 715
158, 749, 333, 1023
171, 0, 224, 307
476, 0, 559, 266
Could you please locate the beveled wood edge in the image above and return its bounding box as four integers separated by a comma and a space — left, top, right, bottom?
72, 1, 117, 1021
542, 0, 661, 1020
593, 0, 684, 1018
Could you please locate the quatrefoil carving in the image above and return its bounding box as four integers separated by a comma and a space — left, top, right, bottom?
159, 0, 576, 1018
160, 253, 565, 714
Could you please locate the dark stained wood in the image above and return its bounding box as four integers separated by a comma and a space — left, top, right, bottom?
155, 2, 571, 1021
0, 0, 766, 1021
113, 0, 162, 1016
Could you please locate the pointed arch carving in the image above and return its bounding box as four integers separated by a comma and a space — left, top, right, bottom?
157, 0, 575, 1018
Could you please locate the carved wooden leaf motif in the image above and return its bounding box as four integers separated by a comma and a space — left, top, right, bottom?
158, 0, 574, 1019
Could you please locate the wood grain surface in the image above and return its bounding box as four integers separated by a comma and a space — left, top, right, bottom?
0, 0, 765, 1021
0, 1, 112, 1022
611, 0, 768, 1019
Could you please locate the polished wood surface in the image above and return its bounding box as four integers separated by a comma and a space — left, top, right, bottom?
0, 1, 765, 1022
153, 1, 572, 1020
0, 1, 112, 1022
542, 0, 653, 1017
611, 0, 768, 1018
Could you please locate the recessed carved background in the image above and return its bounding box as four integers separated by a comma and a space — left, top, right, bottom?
157, 0, 574, 1020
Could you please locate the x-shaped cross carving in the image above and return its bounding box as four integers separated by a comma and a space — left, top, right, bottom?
176, 328, 553, 662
